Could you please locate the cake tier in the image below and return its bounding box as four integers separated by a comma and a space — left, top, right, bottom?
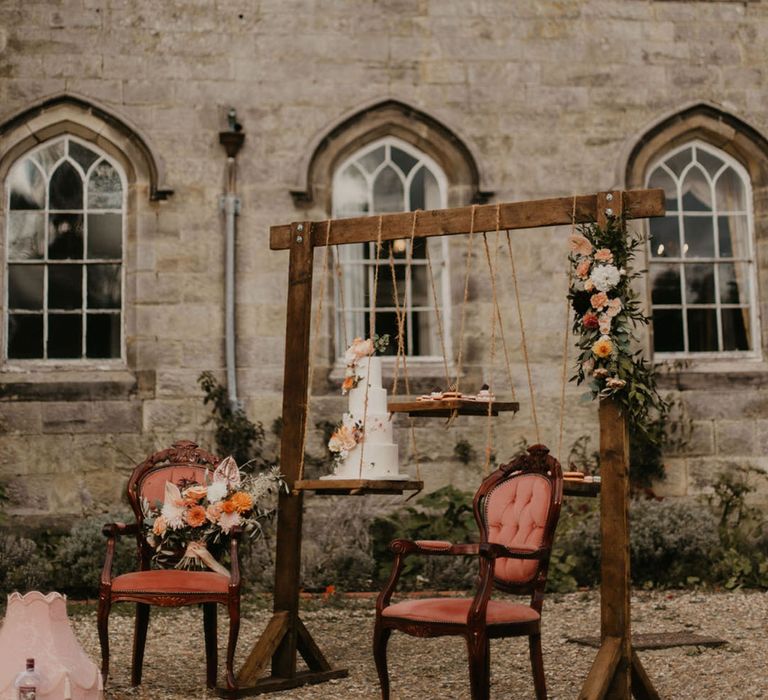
343, 412, 393, 444
334, 443, 402, 479
349, 386, 388, 416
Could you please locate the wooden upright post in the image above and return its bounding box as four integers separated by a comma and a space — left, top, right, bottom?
578, 193, 659, 700
232, 222, 347, 696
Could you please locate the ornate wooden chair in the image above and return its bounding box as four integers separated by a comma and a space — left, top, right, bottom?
374, 444, 563, 700
98, 440, 242, 693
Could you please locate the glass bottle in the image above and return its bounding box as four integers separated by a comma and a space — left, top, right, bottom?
14, 658, 41, 700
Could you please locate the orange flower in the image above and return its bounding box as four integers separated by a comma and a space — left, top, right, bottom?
221, 499, 237, 514
576, 258, 591, 279
229, 491, 253, 514
184, 505, 207, 527
341, 375, 356, 394
153, 515, 167, 536
592, 336, 614, 359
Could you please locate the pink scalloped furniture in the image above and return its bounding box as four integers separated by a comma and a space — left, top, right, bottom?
0, 592, 103, 700
374, 444, 563, 700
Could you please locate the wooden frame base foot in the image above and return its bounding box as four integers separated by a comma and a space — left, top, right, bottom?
219, 669, 349, 697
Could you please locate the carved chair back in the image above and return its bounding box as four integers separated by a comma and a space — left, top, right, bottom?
472, 444, 563, 601
126, 440, 220, 566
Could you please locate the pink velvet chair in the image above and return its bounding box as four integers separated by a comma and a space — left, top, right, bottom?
97, 441, 242, 693
374, 444, 563, 700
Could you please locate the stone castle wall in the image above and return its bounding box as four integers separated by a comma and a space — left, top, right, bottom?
1, 0, 768, 521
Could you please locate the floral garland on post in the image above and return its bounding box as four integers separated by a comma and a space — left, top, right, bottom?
568, 215, 667, 441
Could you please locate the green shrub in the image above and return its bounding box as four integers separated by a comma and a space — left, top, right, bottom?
559, 499, 720, 588
370, 486, 478, 591
51, 512, 136, 599
0, 535, 52, 599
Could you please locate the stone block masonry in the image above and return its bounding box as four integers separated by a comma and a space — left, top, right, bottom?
1, 0, 768, 521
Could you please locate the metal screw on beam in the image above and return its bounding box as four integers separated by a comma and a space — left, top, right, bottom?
606, 193, 614, 202
605, 208, 614, 216
296, 235, 303, 243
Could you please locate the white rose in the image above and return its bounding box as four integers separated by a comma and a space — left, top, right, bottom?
590, 264, 621, 292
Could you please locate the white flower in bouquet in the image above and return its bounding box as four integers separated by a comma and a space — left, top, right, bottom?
590, 264, 622, 292
206, 480, 228, 503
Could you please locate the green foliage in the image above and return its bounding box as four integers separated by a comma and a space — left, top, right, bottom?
198, 371, 275, 470
0, 536, 52, 600
51, 513, 136, 598
370, 486, 478, 590
708, 467, 768, 589
558, 499, 721, 588
453, 439, 476, 465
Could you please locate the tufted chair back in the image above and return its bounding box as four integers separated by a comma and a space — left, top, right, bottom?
474, 444, 563, 593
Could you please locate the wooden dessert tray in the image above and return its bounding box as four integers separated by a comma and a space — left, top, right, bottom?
562, 477, 600, 497
388, 398, 520, 417
293, 479, 423, 496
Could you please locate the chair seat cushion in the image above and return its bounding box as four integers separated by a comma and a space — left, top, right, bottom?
382, 598, 540, 625
111, 570, 230, 595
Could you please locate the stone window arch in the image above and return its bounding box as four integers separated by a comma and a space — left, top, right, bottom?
626, 104, 768, 359
5, 135, 126, 360
294, 100, 489, 362
0, 94, 171, 372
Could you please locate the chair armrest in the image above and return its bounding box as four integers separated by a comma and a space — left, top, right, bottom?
389, 539, 479, 556
100, 522, 138, 587
478, 542, 549, 560
101, 521, 138, 538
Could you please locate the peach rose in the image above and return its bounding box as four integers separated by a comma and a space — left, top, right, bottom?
584, 278, 595, 291
576, 258, 591, 279
593, 368, 610, 378
592, 336, 614, 359
594, 248, 614, 263
590, 291, 609, 309
606, 298, 622, 318
206, 503, 223, 523
153, 515, 167, 536
599, 315, 611, 335
184, 484, 207, 501
185, 505, 207, 528
229, 491, 253, 514
568, 234, 593, 256
606, 377, 627, 389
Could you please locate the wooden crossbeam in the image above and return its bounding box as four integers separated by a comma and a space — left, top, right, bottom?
269, 189, 664, 249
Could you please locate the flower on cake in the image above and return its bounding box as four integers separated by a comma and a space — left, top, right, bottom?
141, 458, 285, 571
340, 334, 390, 395
328, 422, 363, 458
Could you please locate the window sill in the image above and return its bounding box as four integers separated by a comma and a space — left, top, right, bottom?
655, 357, 768, 391
0, 367, 154, 401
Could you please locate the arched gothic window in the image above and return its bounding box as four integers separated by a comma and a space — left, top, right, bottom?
5, 135, 125, 360
646, 140, 757, 356
332, 137, 450, 359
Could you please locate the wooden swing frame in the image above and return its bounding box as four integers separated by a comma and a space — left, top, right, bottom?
231, 188, 665, 699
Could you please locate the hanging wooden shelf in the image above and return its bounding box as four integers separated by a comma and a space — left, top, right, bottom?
563, 478, 600, 498
387, 399, 519, 417
293, 478, 423, 496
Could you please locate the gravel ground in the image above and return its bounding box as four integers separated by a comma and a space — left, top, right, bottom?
70, 589, 767, 699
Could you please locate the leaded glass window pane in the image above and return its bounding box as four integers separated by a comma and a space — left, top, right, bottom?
4, 136, 125, 361
332, 137, 450, 358
646, 142, 757, 356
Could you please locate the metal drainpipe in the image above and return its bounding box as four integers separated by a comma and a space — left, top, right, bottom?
219, 111, 245, 410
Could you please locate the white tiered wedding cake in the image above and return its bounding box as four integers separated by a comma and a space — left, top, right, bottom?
324, 340, 407, 480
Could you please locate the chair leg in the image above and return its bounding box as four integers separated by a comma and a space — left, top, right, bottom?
466, 633, 490, 700
225, 597, 240, 691
529, 632, 547, 700
203, 603, 218, 689
131, 603, 151, 687
372, 621, 392, 700
97, 596, 111, 684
